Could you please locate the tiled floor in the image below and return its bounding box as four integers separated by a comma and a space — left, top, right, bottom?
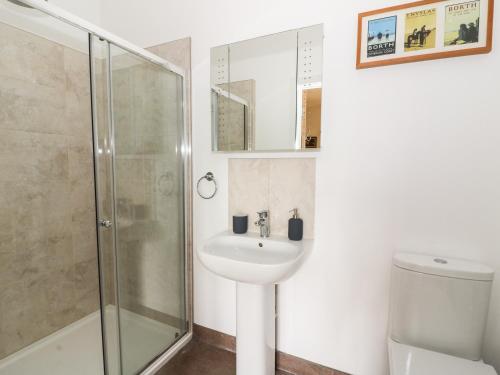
157, 338, 291, 375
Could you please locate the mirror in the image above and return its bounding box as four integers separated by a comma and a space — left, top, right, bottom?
211, 24, 324, 152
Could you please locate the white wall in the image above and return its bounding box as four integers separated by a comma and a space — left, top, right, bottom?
50, 0, 102, 25
99, 0, 500, 373
229, 31, 298, 150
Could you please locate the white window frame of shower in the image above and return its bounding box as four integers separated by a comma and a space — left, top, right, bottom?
12, 1, 193, 374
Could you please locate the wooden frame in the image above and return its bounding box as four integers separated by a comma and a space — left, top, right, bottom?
356, 0, 494, 69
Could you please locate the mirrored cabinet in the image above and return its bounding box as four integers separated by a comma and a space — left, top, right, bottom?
211, 24, 324, 152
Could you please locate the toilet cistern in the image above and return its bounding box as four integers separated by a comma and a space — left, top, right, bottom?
387, 252, 496, 375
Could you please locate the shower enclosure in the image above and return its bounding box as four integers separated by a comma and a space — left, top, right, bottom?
0, 0, 192, 374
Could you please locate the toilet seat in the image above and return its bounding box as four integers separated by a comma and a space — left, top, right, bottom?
388, 339, 497, 375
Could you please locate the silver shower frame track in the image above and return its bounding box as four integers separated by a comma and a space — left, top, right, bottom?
13, 1, 193, 374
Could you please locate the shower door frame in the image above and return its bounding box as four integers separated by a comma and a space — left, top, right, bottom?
14, 1, 193, 374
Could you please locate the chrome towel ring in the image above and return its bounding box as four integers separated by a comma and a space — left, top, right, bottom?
197, 172, 217, 199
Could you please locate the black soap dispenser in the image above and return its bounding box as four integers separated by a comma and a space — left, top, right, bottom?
288, 208, 303, 241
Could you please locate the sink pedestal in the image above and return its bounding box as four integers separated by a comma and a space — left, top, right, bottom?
236, 283, 275, 375
199, 232, 311, 374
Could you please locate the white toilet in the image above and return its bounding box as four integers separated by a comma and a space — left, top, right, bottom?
388, 253, 497, 375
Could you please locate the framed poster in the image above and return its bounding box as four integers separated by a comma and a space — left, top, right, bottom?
356, 0, 494, 69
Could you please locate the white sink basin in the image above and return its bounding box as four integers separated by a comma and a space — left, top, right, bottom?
198, 231, 311, 284
199, 231, 313, 374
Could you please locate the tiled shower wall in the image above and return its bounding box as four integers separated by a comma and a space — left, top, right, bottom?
228, 158, 316, 238
148, 38, 192, 325
110, 61, 185, 321
0, 23, 99, 358
103, 39, 191, 324
216, 80, 255, 151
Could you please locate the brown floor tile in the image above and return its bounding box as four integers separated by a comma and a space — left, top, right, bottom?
156, 338, 291, 375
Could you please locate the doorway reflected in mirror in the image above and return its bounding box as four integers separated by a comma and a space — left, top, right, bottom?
300, 87, 322, 149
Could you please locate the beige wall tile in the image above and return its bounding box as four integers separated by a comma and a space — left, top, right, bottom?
228, 159, 271, 234
103, 38, 191, 322
0, 76, 66, 134
64, 47, 92, 138
269, 159, 316, 239
0, 24, 99, 359
228, 158, 315, 238
0, 23, 65, 90
147, 38, 191, 70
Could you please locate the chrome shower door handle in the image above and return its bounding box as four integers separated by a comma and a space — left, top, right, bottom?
99, 219, 112, 229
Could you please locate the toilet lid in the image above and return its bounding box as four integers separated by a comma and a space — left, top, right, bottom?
389, 340, 497, 375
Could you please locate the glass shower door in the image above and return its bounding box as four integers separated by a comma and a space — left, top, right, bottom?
92, 37, 187, 375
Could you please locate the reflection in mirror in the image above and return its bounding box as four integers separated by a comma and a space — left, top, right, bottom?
211, 24, 323, 152
300, 88, 322, 148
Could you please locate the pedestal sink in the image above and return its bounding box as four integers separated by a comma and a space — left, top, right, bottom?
198, 231, 312, 375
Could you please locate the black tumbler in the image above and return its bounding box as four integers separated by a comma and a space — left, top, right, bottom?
233, 215, 248, 234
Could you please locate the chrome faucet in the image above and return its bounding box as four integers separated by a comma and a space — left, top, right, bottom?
254, 210, 270, 238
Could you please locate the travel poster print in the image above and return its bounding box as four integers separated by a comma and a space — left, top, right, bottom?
404, 8, 437, 51
367, 16, 397, 57
445, 1, 480, 46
